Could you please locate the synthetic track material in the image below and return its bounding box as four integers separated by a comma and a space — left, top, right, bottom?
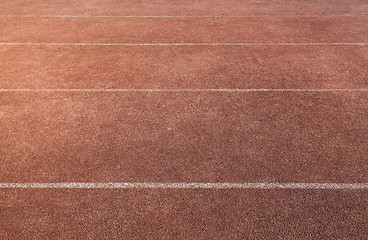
1, 45, 367, 89
1, 182, 368, 189
2, 92, 367, 183
1, 17, 367, 43
1, 0, 368, 239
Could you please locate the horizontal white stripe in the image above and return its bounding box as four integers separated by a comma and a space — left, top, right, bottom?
0, 182, 367, 189
0, 42, 367, 46
1, 14, 367, 18
0, 88, 367, 92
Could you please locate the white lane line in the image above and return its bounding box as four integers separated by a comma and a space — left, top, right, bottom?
1, 14, 367, 18
1, 182, 367, 189
0, 42, 367, 46
0, 89, 367, 92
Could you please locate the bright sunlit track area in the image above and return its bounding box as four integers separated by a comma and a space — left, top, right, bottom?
1, 0, 368, 239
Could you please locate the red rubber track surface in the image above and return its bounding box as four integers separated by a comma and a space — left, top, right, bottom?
1, 0, 368, 239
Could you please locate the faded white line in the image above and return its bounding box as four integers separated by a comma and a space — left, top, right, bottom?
0, 42, 367, 46
0, 88, 367, 92
1, 14, 367, 18
0, 182, 367, 189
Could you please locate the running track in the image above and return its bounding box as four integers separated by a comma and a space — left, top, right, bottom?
1, 0, 368, 239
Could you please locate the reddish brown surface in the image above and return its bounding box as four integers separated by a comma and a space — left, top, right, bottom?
1, 45, 367, 89
0, 0, 367, 16
1, 17, 367, 43
1, 189, 368, 239
1, 0, 368, 239
1, 92, 368, 183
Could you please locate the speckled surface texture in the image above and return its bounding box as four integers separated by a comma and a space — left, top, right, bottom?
1, 92, 368, 183
1, 0, 368, 239
1, 189, 368, 239
1, 17, 368, 43
1, 45, 367, 89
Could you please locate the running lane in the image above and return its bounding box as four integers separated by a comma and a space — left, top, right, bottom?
0, 45, 367, 89
0, 17, 367, 44
1, 92, 367, 183
1, 0, 368, 16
